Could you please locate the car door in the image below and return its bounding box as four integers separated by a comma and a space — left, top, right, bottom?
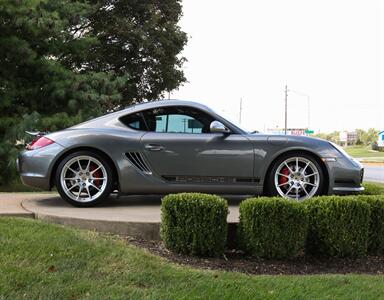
139, 106, 254, 184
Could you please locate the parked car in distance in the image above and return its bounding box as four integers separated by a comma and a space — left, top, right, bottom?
17, 100, 364, 206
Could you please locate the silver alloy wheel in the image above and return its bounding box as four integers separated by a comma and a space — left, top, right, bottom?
60, 155, 107, 203
274, 157, 320, 201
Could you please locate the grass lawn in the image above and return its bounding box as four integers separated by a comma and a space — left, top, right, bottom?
1, 218, 384, 299
362, 182, 384, 195
343, 146, 384, 161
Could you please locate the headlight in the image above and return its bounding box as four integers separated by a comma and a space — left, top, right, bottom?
329, 142, 351, 159
328, 142, 362, 167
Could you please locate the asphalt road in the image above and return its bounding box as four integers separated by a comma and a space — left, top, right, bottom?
364, 165, 384, 183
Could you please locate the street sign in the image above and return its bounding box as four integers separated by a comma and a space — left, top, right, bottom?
291, 129, 305, 136
305, 130, 314, 134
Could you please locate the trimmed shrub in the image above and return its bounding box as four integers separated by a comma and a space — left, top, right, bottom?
161, 193, 228, 257
306, 196, 370, 257
238, 197, 308, 259
357, 195, 384, 254
372, 142, 384, 152
362, 182, 384, 195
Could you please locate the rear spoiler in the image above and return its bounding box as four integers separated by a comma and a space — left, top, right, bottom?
25, 131, 50, 137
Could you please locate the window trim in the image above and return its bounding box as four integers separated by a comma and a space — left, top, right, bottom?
139, 111, 150, 131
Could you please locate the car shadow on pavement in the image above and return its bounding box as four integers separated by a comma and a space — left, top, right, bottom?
33, 194, 251, 208
101, 194, 249, 207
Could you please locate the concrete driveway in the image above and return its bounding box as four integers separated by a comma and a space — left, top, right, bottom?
0, 193, 53, 218
21, 194, 242, 223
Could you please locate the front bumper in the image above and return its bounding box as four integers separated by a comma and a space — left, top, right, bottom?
327, 156, 365, 194
17, 143, 65, 190
333, 186, 365, 193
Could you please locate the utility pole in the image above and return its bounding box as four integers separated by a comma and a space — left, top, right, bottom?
239, 98, 243, 124
288, 88, 311, 130
284, 85, 288, 135
182, 118, 187, 133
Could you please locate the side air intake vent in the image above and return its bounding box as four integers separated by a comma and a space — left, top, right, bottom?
125, 152, 151, 174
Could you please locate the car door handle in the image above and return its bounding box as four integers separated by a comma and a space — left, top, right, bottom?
145, 144, 164, 151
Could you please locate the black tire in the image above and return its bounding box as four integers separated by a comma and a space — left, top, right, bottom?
55, 150, 114, 207
266, 152, 324, 200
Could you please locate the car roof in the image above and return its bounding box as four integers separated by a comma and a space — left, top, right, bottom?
70, 99, 216, 129
120, 99, 214, 114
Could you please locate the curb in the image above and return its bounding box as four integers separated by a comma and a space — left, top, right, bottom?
22, 198, 162, 241
35, 213, 239, 246
36, 213, 161, 240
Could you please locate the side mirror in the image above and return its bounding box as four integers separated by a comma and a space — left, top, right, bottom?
210, 121, 230, 134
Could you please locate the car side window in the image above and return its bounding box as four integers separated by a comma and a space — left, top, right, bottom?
144, 107, 214, 133
119, 112, 147, 131
120, 106, 215, 133
154, 114, 204, 133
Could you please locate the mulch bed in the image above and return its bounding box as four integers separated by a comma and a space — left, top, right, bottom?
126, 237, 384, 275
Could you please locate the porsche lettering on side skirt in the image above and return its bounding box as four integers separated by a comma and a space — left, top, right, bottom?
162, 175, 257, 184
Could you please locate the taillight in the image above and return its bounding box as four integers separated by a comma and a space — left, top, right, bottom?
26, 136, 54, 150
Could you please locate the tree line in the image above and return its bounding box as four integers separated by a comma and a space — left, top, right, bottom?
313, 128, 380, 147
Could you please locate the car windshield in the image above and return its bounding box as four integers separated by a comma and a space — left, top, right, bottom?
210, 107, 253, 133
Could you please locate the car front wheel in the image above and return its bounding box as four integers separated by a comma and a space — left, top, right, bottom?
267, 152, 324, 201
55, 151, 114, 207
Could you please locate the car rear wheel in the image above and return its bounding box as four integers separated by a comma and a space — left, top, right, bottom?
267, 152, 324, 201
55, 151, 114, 207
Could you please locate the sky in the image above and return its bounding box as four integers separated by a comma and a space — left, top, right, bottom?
171, 0, 384, 133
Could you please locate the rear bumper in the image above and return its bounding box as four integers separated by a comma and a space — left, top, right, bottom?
17, 155, 49, 189
20, 174, 50, 190
17, 143, 65, 190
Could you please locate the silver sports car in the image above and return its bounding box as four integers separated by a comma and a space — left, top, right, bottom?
17, 100, 364, 206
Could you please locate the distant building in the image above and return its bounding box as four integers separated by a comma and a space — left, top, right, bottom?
378, 131, 384, 147
339, 131, 357, 146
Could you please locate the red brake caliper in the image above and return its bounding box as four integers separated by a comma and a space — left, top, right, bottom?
279, 166, 290, 186
89, 164, 101, 189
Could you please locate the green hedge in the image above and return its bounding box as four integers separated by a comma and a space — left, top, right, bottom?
357, 195, 384, 254
161, 193, 383, 258
238, 197, 308, 259
305, 196, 371, 257
160, 193, 228, 257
